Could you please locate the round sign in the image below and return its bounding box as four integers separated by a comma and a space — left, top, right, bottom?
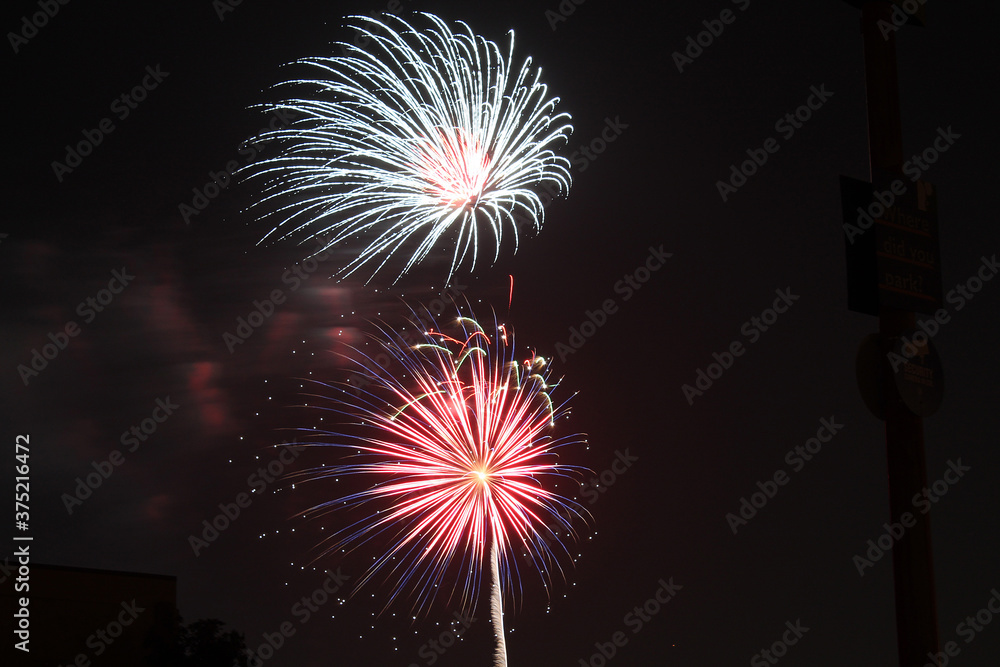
888, 329, 944, 417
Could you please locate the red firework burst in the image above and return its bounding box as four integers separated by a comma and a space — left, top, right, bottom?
295, 306, 587, 617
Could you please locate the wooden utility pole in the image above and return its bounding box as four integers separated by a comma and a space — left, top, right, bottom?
842, 2, 941, 666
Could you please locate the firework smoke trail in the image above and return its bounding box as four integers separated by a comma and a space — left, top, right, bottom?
243, 13, 573, 284
490, 538, 508, 666
293, 305, 587, 659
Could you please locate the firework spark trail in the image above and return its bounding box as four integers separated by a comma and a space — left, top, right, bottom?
243, 13, 573, 284
292, 305, 588, 636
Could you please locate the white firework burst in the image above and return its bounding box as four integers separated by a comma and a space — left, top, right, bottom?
244, 12, 573, 284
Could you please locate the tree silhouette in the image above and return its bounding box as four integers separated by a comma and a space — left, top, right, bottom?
145, 607, 248, 667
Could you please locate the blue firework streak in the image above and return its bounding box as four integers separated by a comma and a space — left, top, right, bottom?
244, 13, 573, 284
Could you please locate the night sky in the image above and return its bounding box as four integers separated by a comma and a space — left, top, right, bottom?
3, 1, 1000, 666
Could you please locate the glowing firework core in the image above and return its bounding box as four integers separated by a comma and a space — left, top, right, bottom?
416, 130, 492, 209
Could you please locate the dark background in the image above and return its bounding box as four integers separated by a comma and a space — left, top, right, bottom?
2, 1, 998, 665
